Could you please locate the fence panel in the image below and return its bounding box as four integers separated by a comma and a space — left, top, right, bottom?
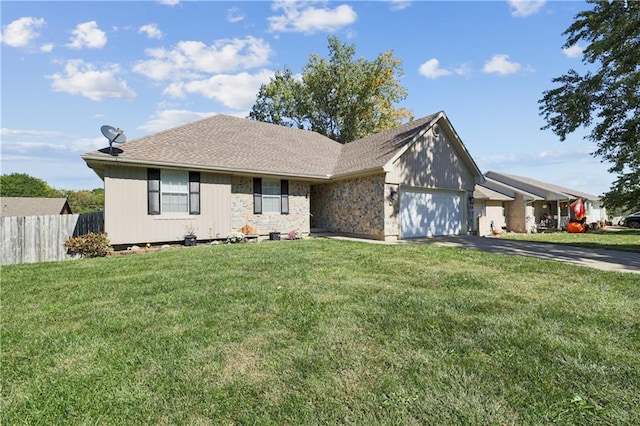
73, 212, 105, 237
0, 212, 105, 265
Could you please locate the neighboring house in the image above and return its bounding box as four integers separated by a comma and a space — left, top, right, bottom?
81, 111, 484, 246
0, 197, 72, 217
472, 182, 513, 235
473, 171, 606, 235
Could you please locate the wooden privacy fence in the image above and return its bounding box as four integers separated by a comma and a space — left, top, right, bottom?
1, 212, 104, 265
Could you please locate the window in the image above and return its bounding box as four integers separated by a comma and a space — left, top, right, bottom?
253, 178, 288, 215
148, 169, 200, 215
262, 179, 281, 213
162, 170, 189, 213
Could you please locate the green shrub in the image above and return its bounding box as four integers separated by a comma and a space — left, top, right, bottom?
64, 232, 111, 258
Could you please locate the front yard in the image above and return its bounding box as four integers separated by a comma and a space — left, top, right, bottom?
2, 239, 639, 424
497, 228, 640, 253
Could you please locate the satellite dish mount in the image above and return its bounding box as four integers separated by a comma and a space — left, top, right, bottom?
100, 125, 126, 156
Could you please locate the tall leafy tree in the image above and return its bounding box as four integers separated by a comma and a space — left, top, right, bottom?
249, 36, 413, 143
539, 0, 640, 211
61, 188, 104, 213
0, 173, 62, 198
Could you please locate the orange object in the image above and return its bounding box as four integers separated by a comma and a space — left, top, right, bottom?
570, 198, 586, 221
240, 225, 257, 234
566, 222, 585, 233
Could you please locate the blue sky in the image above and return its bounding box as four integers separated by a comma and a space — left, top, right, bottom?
1, 1, 614, 196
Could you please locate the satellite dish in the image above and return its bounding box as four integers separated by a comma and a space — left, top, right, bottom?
100, 125, 126, 156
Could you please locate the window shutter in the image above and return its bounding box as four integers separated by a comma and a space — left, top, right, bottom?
253, 178, 262, 214
189, 172, 200, 215
148, 168, 160, 215
281, 179, 289, 215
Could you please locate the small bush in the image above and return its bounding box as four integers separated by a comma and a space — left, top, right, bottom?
287, 230, 302, 240
226, 232, 245, 244
64, 233, 111, 258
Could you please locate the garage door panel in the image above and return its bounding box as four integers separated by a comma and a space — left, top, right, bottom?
400, 190, 462, 238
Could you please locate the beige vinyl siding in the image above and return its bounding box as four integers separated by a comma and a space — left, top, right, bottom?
474, 200, 506, 236
387, 127, 475, 191
104, 165, 231, 245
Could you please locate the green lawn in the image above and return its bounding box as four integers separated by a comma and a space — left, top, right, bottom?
2, 239, 639, 424
497, 228, 640, 253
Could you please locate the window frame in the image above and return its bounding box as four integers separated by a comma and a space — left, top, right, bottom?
147, 168, 200, 216
161, 169, 190, 214
253, 178, 289, 215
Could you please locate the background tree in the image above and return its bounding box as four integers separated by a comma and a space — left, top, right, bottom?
249, 36, 413, 143
538, 0, 640, 212
1, 173, 104, 213
0, 173, 62, 198
62, 188, 104, 213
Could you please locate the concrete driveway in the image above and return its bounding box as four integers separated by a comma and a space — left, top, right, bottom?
423, 236, 640, 274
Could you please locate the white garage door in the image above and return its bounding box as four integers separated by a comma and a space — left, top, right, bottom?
400, 189, 463, 238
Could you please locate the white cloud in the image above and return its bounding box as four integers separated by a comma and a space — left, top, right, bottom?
508, 0, 546, 17
482, 54, 522, 76
227, 7, 245, 23
0, 128, 65, 138
454, 63, 472, 77
562, 44, 584, 59
133, 36, 272, 81
0, 128, 104, 153
419, 59, 452, 79
40, 42, 54, 52
139, 23, 163, 40
268, 1, 357, 34
67, 21, 107, 49
48, 59, 136, 101
419, 59, 470, 79
536, 147, 593, 163
389, 0, 411, 11
163, 69, 273, 110
159, 0, 180, 6
139, 110, 216, 133
1, 17, 46, 48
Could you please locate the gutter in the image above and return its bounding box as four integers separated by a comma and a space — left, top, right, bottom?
81, 154, 335, 182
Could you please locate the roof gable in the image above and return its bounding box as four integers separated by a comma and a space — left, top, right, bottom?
333, 113, 439, 176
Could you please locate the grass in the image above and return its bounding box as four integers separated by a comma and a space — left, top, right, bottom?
497, 228, 640, 253
2, 239, 639, 424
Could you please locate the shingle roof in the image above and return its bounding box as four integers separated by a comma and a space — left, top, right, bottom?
478, 177, 541, 201
88, 115, 342, 178
485, 171, 599, 200
0, 197, 71, 217
473, 184, 513, 201
83, 112, 481, 181
333, 113, 439, 176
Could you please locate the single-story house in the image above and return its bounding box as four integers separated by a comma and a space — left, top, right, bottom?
473, 171, 606, 235
81, 111, 484, 246
0, 197, 72, 217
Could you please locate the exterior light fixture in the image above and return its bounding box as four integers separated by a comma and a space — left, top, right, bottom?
389, 188, 398, 205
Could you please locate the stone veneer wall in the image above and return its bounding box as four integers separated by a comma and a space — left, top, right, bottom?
506, 192, 527, 233
231, 177, 310, 235
311, 174, 386, 238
